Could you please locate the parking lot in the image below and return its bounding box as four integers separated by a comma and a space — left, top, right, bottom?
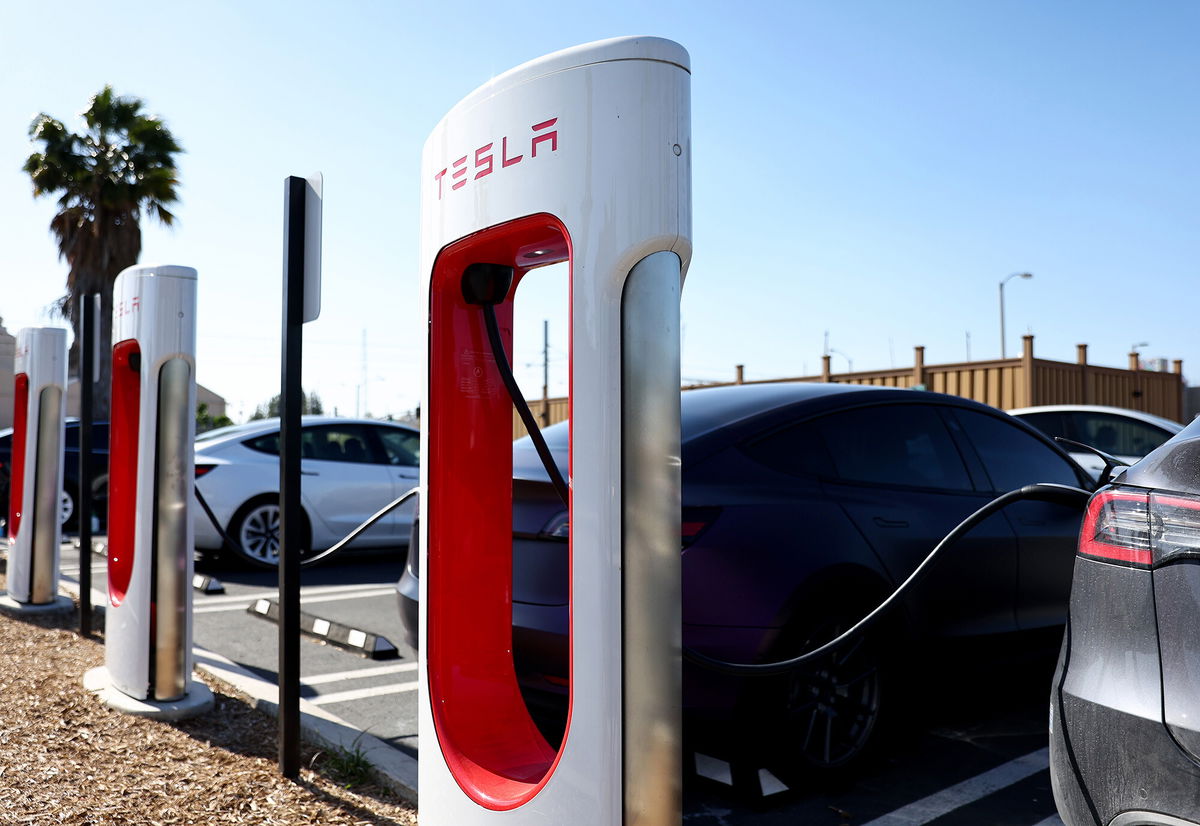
56, 540, 1067, 825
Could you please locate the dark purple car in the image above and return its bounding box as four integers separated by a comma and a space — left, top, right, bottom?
399, 382, 1090, 771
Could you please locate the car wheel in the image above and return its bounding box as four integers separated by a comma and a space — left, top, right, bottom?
60, 488, 75, 530
227, 496, 313, 569
748, 598, 891, 776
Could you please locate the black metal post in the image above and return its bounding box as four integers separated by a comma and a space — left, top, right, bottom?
279, 176, 306, 778
78, 294, 96, 637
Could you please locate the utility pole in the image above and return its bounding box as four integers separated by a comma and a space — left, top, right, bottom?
362, 328, 368, 418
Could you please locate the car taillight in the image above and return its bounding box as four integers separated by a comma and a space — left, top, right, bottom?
195, 464, 216, 478
538, 506, 721, 549
1149, 493, 1200, 566
1078, 489, 1200, 568
681, 507, 720, 549
1079, 490, 1152, 567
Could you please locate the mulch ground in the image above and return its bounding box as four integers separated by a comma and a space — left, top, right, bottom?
0, 572, 418, 825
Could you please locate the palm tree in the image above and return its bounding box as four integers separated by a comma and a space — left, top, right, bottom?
23, 86, 182, 417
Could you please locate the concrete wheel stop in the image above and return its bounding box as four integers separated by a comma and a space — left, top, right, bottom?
83, 666, 215, 721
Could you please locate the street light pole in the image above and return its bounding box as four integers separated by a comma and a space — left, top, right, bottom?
999, 272, 1033, 359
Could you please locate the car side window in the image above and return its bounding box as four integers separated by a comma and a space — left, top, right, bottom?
815, 405, 973, 490
1068, 412, 1172, 457
954, 409, 1082, 491
1016, 411, 1071, 443
244, 433, 280, 456
742, 421, 837, 478
302, 425, 382, 464
746, 405, 973, 490
376, 427, 420, 466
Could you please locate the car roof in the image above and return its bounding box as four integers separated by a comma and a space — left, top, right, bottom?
1007, 404, 1184, 432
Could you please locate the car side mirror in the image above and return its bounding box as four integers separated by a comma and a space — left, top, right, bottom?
1055, 437, 1130, 487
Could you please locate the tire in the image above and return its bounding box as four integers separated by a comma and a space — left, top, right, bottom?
60, 488, 75, 530
744, 595, 892, 777
227, 496, 313, 569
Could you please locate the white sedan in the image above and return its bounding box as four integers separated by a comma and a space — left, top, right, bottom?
1007, 404, 1184, 479
193, 417, 419, 567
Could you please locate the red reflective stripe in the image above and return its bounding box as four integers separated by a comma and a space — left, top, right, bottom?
108, 340, 141, 607
8, 374, 28, 540
1078, 490, 1152, 567
427, 214, 571, 810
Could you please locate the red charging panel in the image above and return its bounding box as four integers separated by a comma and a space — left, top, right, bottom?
108, 339, 141, 607
427, 214, 572, 810
8, 373, 28, 540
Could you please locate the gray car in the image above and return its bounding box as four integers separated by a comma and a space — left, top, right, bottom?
1051, 415, 1200, 825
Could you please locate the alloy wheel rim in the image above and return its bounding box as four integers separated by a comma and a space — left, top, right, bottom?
240, 505, 281, 564
786, 626, 882, 768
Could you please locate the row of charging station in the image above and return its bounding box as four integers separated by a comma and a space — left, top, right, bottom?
6, 34, 693, 822
5, 265, 210, 715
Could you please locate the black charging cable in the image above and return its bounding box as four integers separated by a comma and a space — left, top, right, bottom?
194, 477, 419, 568
481, 303, 570, 506
683, 482, 1091, 676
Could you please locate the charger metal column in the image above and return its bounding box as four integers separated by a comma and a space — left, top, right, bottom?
418, 37, 691, 826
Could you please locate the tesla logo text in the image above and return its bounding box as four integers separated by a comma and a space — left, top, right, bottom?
115, 296, 141, 319
434, 118, 558, 200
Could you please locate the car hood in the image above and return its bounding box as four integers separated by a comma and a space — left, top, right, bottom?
1119, 416, 1200, 493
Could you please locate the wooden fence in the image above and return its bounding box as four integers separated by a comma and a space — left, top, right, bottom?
514, 336, 1185, 438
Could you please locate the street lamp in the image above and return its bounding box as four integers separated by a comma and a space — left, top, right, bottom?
828, 347, 853, 373
999, 272, 1033, 359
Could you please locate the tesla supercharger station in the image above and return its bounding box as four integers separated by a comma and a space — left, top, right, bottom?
5, 327, 67, 607
418, 37, 691, 826
90, 264, 210, 715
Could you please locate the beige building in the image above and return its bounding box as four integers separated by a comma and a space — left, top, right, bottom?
0, 319, 226, 428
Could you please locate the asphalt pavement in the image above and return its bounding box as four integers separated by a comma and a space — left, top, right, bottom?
53, 540, 1068, 825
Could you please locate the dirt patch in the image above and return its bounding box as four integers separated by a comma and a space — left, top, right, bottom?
0, 573, 418, 825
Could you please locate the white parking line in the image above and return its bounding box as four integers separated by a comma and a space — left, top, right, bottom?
308, 681, 419, 705
859, 747, 1049, 826
193, 586, 396, 614
301, 662, 418, 686
196, 582, 393, 606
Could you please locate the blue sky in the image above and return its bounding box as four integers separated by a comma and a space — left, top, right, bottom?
1, 1, 1197, 420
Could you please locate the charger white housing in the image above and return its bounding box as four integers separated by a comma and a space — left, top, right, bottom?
418, 37, 691, 826
105, 265, 199, 702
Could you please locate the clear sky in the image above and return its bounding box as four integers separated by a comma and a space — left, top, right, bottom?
2, 1, 1197, 421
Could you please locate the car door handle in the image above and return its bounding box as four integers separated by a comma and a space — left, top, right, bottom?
301, 470, 319, 476
873, 517, 909, 528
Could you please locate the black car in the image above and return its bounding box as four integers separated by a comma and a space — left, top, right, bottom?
0, 420, 109, 533
400, 383, 1092, 771
1050, 416, 1200, 826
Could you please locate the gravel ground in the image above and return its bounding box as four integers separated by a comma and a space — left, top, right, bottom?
0, 573, 418, 825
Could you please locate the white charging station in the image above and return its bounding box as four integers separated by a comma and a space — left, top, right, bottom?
418, 37, 691, 825
3, 326, 69, 610
85, 264, 211, 717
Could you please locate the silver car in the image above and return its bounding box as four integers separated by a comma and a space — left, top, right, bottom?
193, 417, 419, 567
1008, 404, 1183, 480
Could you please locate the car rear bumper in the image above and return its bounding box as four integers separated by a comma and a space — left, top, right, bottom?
1051, 557, 1200, 826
